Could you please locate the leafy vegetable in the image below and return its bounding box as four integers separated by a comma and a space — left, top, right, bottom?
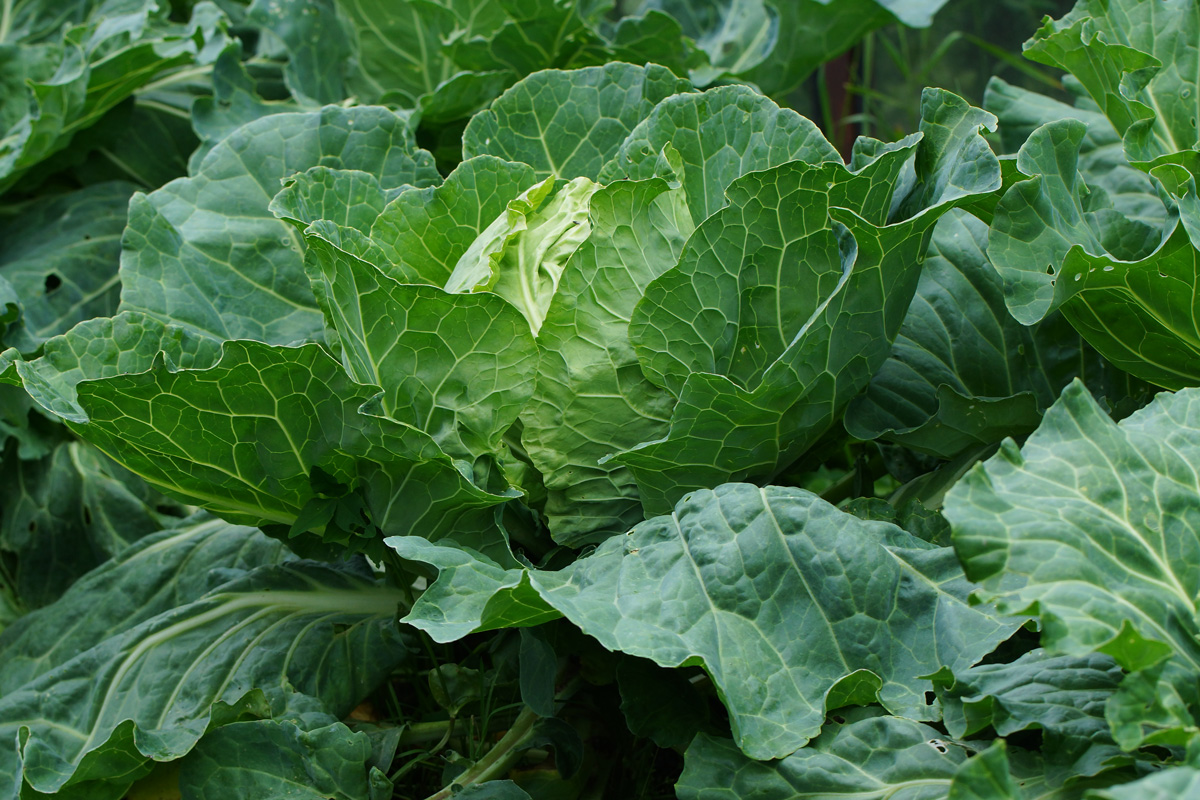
1, 0, 1195, 797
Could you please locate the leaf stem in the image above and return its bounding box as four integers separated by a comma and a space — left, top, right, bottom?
422, 706, 540, 800
0, 0, 12, 43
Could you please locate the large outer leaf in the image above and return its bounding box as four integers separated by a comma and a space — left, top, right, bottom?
301, 224, 539, 462
120, 105, 439, 345
625, 0, 779, 80
1021, 0, 1199, 166
0, 560, 408, 799
461, 64, 692, 181
15, 323, 515, 558
932, 649, 1127, 783
518, 176, 689, 543
845, 210, 1141, 459
15, 311, 223, 423
986, 119, 1197, 390
0, 0, 225, 196
393, 483, 1018, 760
370, 156, 538, 286
676, 719, 967, 800
179, 718, 392, 800
983, 77, 1166, 227
1088, 768, 1200, 800
742, 0, 951, 97
617, 91, 1001, 513
599, 84, 840, 225
0, 441, 183, 610
0, 514, 292, 696
0, 182, 136, 353
945, 381, 1200, 747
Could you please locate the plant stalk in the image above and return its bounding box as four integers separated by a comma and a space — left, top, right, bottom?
422, 706, 540, 800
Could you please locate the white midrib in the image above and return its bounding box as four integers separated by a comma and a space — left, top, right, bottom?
0, 0, 13, 43
75, 587, 401, 756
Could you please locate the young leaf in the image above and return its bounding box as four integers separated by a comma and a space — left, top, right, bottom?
302, 226, 539, 463
518, 177, 689, 543
370, 156, 538, 286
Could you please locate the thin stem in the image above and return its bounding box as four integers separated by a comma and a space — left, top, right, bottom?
422, 706, 540, 800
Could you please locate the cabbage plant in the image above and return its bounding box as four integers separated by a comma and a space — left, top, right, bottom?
1, 0, 1199, 798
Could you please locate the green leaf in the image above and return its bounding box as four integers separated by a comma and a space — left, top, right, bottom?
1022, 0, 1200, 166
396, 484, 1019, 759
846, 210, 1143, 459
518, 177, 689, 543
18, 330, 515, 559
245, 0, 352, 104
341, 0, 504, 108
303, 225, 539, 463
451, 781, 532, 799
947, 380, 1200, 666
178, 718, 392, 800
446, 175, 599, 334
533, 484, 1018, 758
391, 537, 560, 642
461, 64, 692, 181
189, 42, 305, 171
120, 105, 438, 345
947, 741, 1021, 800
1087, 767, 1200, 800
624, 0, 777, 79
983, 77, 1166, 228
677, 719, 967, 800
740, 0, 949, 97
0, 0, 226, 195
945, 381, 1200, 747
600, 84, 839, 225
0, 514, 292, 696
0, 560, 409, 798
272, 167, 395, 235
615, 656, 707, 750
618, 91, 1001, 513
603, 11, 707, 81
0, 182, 136, 353
519, 627, 557, 718
932, 649, 1126, 783
0, 441, 183, 611
1105, 659, 1200, 750
15, 311, 223, 423
370, 156, 538, 286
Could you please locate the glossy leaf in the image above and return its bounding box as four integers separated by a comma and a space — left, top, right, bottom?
370, 156, 538, 287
